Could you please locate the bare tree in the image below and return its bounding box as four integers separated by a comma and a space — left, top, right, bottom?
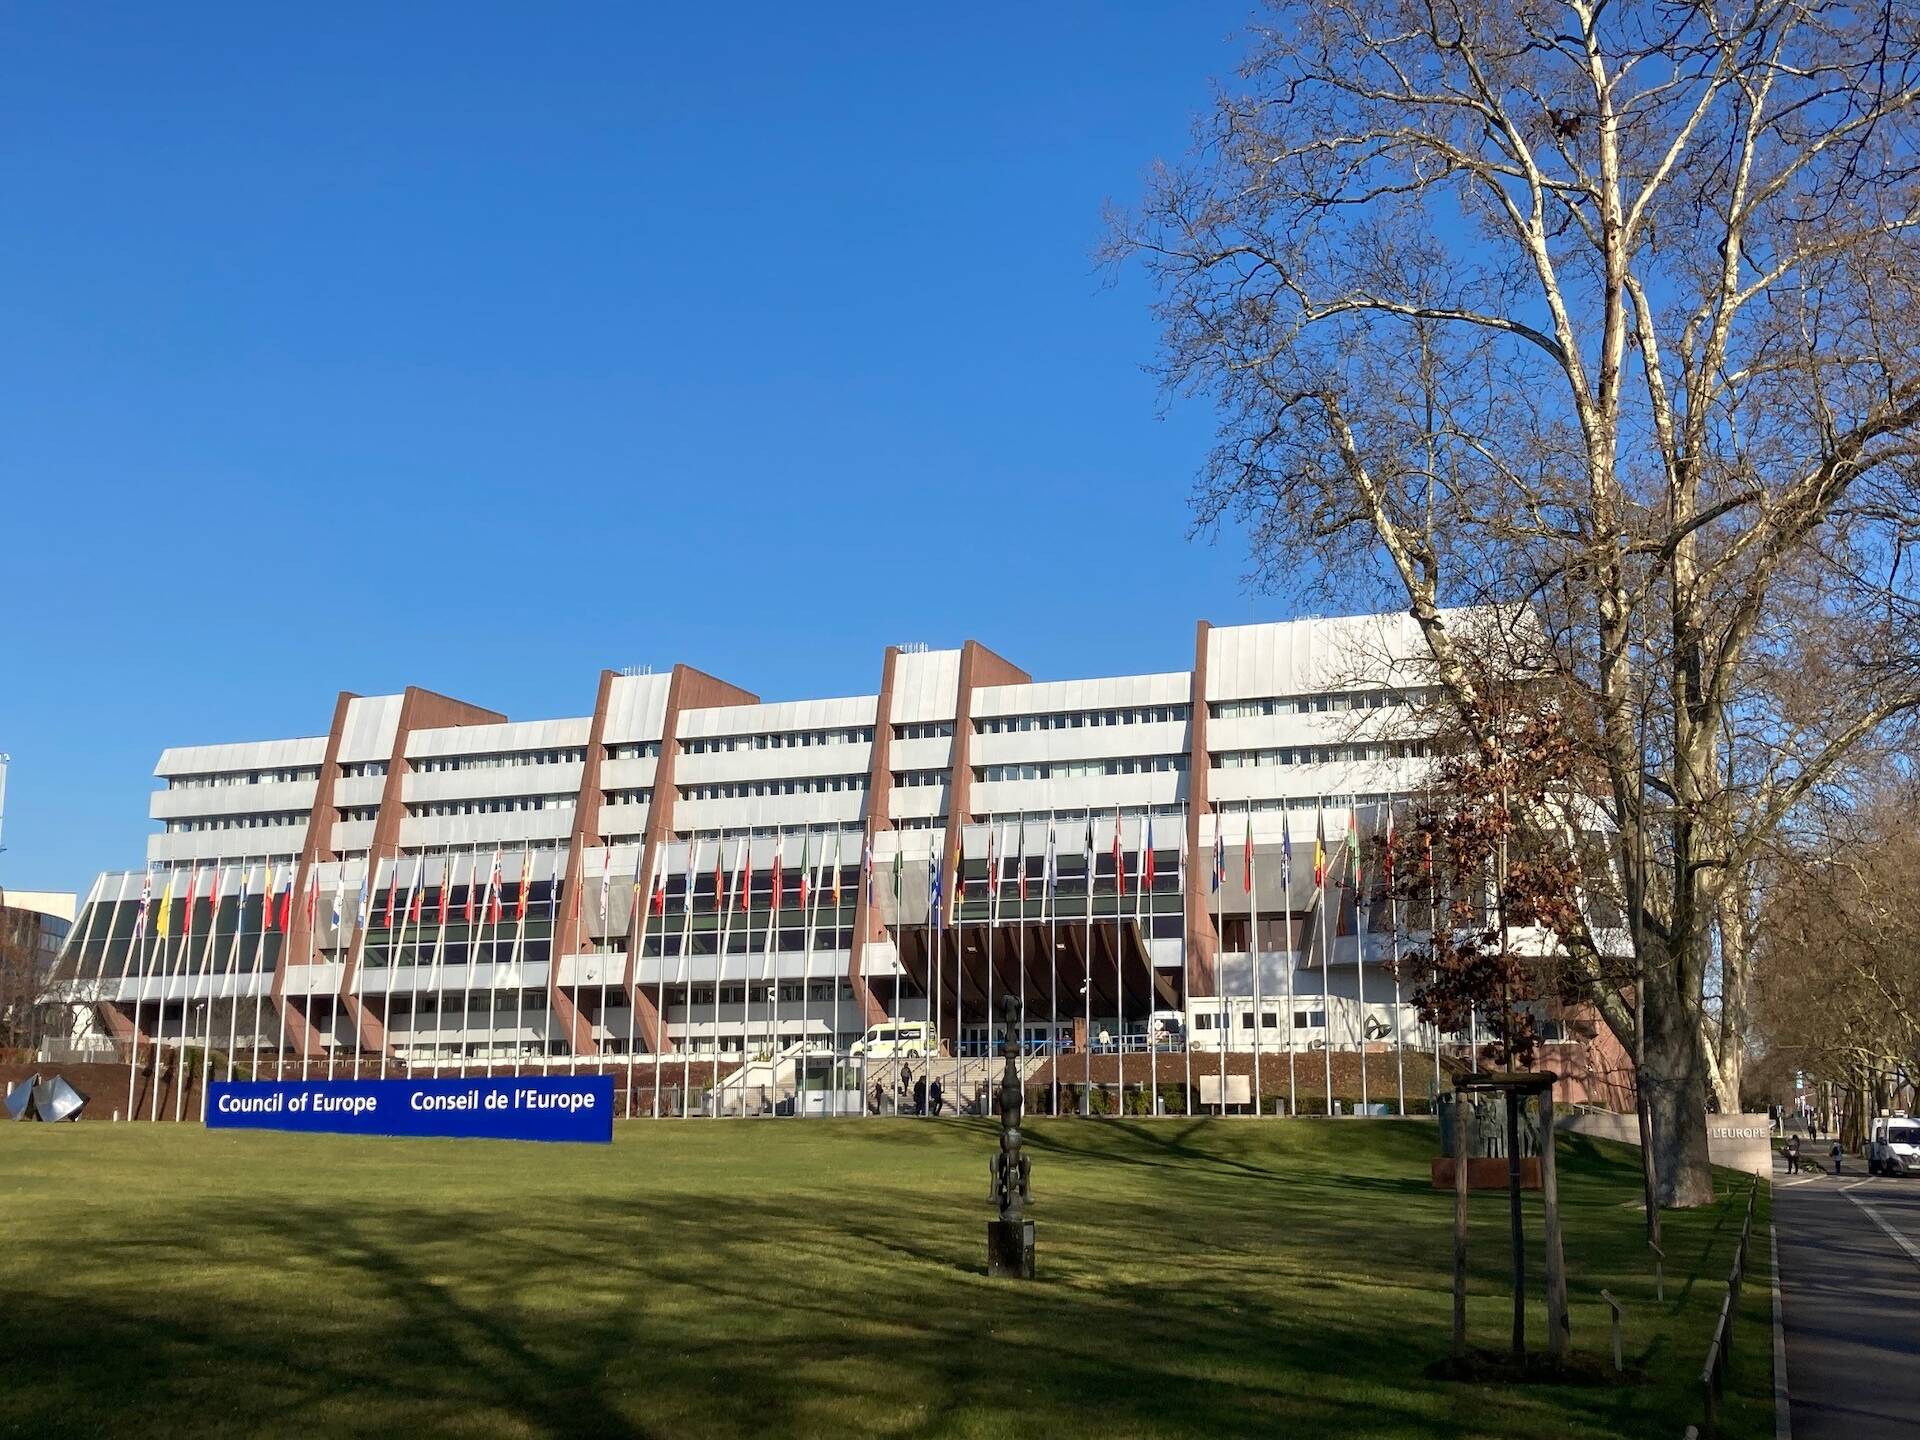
1112, 0, 1920, 1204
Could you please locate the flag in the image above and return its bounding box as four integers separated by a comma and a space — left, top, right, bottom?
1045, 817, 1058, 895
771, 834, 786, 911
1244, 810, 1254, 894
181, 867, 198, 939
1313, 807, 1327, 889
409, 858, 426, 925
384, 863, 399, 928
1383, 805, 1396, 887
862, 835, 874, 906
464, 853, 477, 924
517, 849, 531, 920
596, 848, 609, 928
731, 836, 750, 914
279, 868, 294, 931
685, 836, 699, 915
487, 852, 503, 925
548, 853, 561, 922
929, 843, 944, 924
304, 869, 317, 927
136, 869, 153, 931
439, 858, 452, 925
891, 842, 903, 903
330, 874, 343, 930
713, 837, 725, 914
1282, 811, 1293, 891
1083, 819, 1095, 890
1345, 808, 1360, 888
356, 871, 369, 928
1017, 823, 1028, 902
1143, 818, 1156, 891
263, 865, 278, 930
797, 832, 812, 910
236, 865, 251, 924
1112, 808, 1126, 897
985, 824, 997, 899
651, 852, 666, 916
831, 832, 843, 908
1212, 824, 1225, 894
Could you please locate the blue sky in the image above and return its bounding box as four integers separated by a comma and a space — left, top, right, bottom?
0, 3, 1284, 897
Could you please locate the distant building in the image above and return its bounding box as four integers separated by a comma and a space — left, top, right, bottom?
44, 611, 1631, 1109
1, 889, 75, 1052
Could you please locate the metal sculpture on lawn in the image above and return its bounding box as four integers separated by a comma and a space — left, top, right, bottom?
987, 993, 1035, 1277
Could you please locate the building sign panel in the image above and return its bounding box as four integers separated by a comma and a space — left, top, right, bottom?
205, 1075, 614, 1144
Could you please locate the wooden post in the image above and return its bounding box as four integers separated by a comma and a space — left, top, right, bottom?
1538, 1086, 1570, 1364
1452, 1088, 1469, 1363
1506, 1088, 1525, 1361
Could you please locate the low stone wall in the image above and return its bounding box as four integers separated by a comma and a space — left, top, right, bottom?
1557, 1108, 1774, 1178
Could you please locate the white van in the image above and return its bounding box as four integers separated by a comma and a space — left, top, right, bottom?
1868, 1114, 1920, 1176
849, 1021, 934, 1059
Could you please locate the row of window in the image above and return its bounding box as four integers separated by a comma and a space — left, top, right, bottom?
340, 762, 390, 779
602, 789, 654, 807
163, 812, 306, 834
977, 755, 1189, 783
1212, 741, 1433, 769
974, 705, 1189, 735
893, 721, 954, 740
411, 748, 585, 774
607, 742, 663, 760
166, 766, 321, 790
405, 796, 577, 818
681, 727, 874, 754
679, 776, 869, 801
339, 807, 380, 822
1209, 687, 1440, 720
893, 769, 947, 789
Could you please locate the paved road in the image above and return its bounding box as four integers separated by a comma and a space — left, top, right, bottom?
1774, 1153, 1920, 1438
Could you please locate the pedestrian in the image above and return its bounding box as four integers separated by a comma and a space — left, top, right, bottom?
929, 1077, 944, 1116
913, 1074, 927, 1116
1831, 1139, 1844, 1176
1785, 1137, 1800, 1175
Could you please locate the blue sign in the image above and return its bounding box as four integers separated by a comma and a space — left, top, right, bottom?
205, 1075, 615, 1144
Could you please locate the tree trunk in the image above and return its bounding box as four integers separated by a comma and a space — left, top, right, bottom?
1643, 975, 1716, 1207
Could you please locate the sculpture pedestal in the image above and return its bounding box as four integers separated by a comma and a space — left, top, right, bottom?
987, 1219, 1036, 1279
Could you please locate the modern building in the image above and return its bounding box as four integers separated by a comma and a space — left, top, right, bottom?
46, 610, 1630, 1112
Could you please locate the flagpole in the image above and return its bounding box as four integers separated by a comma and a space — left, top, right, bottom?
289, 869, 310, 1084
80, 873, 125, 1087
1048, 813, 1060, 1119
138, 868, 178, 1119
1142, 815, 1155, 1112
1318, 807, 1333, 1117
626, 846, 648, 1119
185, 864, 228, 1122
416, 849, 450, 1078
1014, 819, 1027, 1121
653, 846, 673, 1119
983, 813, 995, 1121
379, 857, 406, 1081
348, 858, 380, 1082
1248, 805, 1261, 1118
1282, 810, 1297, 1118
514, 847, 533, 1088
1179, 805, 1191, 1117
1354, 807, 1370, 1115
325, 867, 345, 1083
66, 872, 109, 1075
1387, 797, 1406, 1116
220, 864, 250, 1095
124, 867, 161, 1119
681, 834, 701, 1116
247, 866, 274, 1082
393, 852, 425, 1076
152, 867, 193, 1120
1083, 808, 1093, 1114
457, 844, 480, 1082
796, 831, 811, 1120
1213, 822, 1226, 1115
1114, 809, 1125, 1114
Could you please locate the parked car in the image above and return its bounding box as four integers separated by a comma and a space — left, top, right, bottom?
849, 1021, 934, 1059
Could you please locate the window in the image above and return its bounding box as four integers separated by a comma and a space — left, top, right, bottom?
1209, 687, 1438, 720
974, 705, 1190, 736
894, 721, 954, 740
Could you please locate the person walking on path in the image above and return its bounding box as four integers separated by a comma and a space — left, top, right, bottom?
1831, 1139, 1844, 1176
928, 1077, 944, 1116
913, 1074, 927, 1116
1786, 1136, 1801, 1174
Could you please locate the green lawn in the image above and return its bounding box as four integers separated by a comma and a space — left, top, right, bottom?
0, 1119, 1770, 1439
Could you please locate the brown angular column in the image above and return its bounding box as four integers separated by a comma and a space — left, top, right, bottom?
338, 687, 505, 1061
1186, 620, 1220, 996
611, 665, 757, 1057
936, 640, 1030, 1023
845, 646, 900, 1027
549, 670, 617, 1056
273, 691, 359, 1062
